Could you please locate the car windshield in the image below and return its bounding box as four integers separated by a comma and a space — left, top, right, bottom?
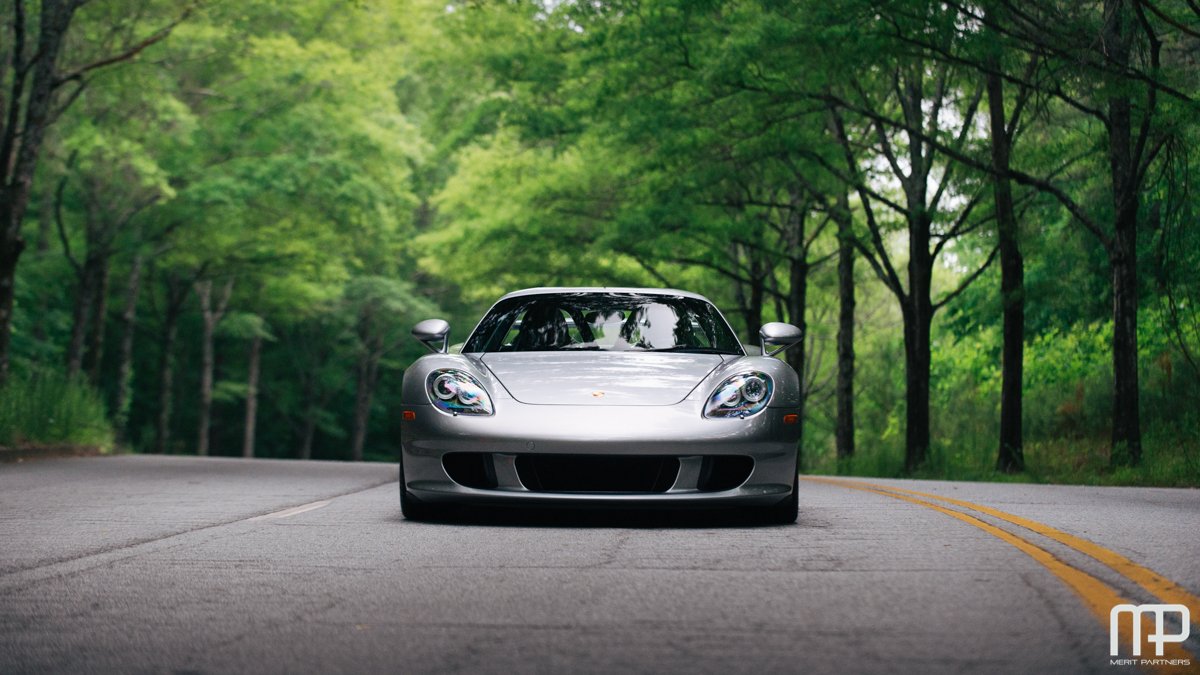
463, 292, 743, 355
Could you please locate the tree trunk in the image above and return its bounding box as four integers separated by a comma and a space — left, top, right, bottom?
154, 301, 181, 455
196, 282, 215, 457
786, 255, 808, 471
783, 196, 809, 471
195, 279, 233, 457
65, 260, 96, 378
0, 229, 20, 382
300, 372, 333, 456
747, 252, 765, 339
987, 66, 1025, 473
242, 333, 262, 459
734, 244, 766, 343
1103, 0, 1142, 466
904, 210, 935, 472
350, 350, 380, 462
113, 254, 143, 440
1110, 212, 1141, 465
83, 256, 110, 383
31, 181, 54, 343
834, 190, 855, 463
350, 299, 384, 462
902, 302, 933, 473
300, 409, 317, 461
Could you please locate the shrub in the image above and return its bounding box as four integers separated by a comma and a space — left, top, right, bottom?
0, 371, 114, 449
805, 317, 1200, 486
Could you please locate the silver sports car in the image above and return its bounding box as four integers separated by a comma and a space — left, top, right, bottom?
399, 287, 804, 523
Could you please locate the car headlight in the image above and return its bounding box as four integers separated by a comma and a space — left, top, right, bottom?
426, 369, 494, 416
704, 372, 773, 418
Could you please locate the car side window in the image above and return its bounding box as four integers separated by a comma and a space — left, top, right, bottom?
499, 318, 522, 350
688, 317, 714, 348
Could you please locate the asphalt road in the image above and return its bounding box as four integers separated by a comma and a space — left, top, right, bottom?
1, 456, 1197, 674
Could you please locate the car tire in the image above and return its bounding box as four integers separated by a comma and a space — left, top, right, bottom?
399, 459, 443, 521
759, 472, 799, 525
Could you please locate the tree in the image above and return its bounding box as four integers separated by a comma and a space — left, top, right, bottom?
736, 1, 1002, 472
52, 80, 183, 381
150, 269, 190, 454
832, 181, 856, 462
194, 277, 233, 456
114, 0, 428, 456
884, 0, 1200, 465
430, 1, 850, 470
342, 277, 434, 462
0, 0, 187, 382
982, 16, 1035, 473
216, 311, 273, 458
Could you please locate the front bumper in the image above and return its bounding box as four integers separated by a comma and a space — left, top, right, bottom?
399, 399, 800, 508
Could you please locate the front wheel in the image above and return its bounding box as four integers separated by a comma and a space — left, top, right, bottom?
758, 473, 799, 524
399, 460, 446, 521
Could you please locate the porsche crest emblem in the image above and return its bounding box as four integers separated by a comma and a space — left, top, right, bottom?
591, 391, 605, 398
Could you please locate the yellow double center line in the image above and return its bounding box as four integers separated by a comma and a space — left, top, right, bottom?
803, 476, 1199, 673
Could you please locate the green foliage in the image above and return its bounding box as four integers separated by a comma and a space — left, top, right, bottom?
218, 312, 274, 342
808, 316, 1200, 486
4, 0, 1197, 484
0, 372, 114, 449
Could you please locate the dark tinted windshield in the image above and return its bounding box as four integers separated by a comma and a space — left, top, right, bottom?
463, 292, 743, 355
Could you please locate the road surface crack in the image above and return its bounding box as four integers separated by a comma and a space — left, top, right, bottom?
0, 478, 397, 593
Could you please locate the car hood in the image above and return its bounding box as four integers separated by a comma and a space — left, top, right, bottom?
480, 352, 727, 405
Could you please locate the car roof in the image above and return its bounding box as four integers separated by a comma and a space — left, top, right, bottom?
498, 286, 712, 302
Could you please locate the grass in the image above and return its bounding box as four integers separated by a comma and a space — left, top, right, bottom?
0, 371, 114, 450
807, 348, 1200, 488
810, 430, 1200, 488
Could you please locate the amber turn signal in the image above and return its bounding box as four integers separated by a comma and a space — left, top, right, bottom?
782, 414, 799, 425
402, 410, 416, 421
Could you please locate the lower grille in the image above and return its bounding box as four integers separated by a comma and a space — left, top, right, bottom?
442, 452, 498, 489
441, 452, 756, 493
515, 454, 679, 493
696, 455, 754, 491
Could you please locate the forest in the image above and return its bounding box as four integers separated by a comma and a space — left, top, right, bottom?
0, 0, 1197, 485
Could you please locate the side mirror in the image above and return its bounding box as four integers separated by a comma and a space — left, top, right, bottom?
412, 319, 450, 354
759, 322, 803, 357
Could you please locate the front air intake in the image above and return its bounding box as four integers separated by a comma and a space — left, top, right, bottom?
696, 455, 754, 492
442, 452, 498, 489
514, 454, 679, 493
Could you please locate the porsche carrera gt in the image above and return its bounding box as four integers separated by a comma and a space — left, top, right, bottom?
398, 287, 804, 523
